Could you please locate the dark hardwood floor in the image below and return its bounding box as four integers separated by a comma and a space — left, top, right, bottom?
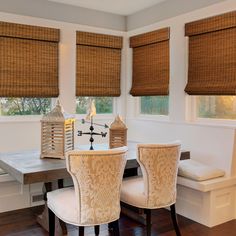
0, 206, 235, 236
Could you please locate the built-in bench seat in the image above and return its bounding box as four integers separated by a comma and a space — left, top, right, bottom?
0, 168, 14, 182
0, 167, 6, 175
0, 167, 30, 212
176, 175, 236, 227
177, 175, 236, 192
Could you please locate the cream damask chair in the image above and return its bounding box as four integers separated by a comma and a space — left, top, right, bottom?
47, 147, 128, 236
121, 143, 181, 236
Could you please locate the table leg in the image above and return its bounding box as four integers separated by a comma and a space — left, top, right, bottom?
36, 182, 52, 232
37, 181, 67, 235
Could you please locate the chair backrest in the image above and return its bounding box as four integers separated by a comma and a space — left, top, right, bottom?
66, 147, 127, 226
137, 143, 181, 208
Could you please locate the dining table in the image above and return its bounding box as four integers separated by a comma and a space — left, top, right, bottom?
0, 141, 190, 233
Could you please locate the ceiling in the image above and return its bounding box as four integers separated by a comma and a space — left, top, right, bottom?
48, 0, 167, 15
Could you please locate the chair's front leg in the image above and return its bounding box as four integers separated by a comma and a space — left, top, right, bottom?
170, 204, 181, 236
79, 226, 84, 236
94, 225, 100, 235
108, 222, 113, 231
48, 208, 55, 236
144, 209, 151, 236
112, 220, 120, 236
57, 179, 68, 235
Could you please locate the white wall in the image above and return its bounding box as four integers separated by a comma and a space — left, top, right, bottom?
0, 11, 127, 213
127, 0, 227, 30
0, 0, 126, 31
0, 12, 127, 153
126, 0, 236, 175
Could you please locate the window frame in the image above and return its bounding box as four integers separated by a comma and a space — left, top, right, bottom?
187, 96, 236, 126
135, 96, 170, 122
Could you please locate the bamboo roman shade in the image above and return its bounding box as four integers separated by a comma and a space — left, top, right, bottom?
76, 31, 123, 97
129, 27, 170, 96
185, 11, 236, 95
0, 22, 59, 97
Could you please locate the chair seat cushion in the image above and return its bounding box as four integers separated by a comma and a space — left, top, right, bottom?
47, 187, 79, 226
121, 177, 147, 208
178, 159, 225, 181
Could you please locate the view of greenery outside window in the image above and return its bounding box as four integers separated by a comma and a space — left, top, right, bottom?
76, 97, 113, 114
196, 96, 236, 120
140, 96, 169, 115
0, 98, 51, 116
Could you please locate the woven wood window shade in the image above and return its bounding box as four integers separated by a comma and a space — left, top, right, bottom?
185, 11, 236, 95
129, 28, 170, 96
0, 22, 60, 97
76, 31, 123, 97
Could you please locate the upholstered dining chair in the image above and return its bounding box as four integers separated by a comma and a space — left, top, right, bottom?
121, 143, 181, 236
47, 147, 128, 236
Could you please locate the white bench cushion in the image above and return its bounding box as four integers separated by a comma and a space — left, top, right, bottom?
0, 168, 6, 175
178, 160, 225, 181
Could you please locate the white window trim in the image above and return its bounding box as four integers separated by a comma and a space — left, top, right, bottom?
135, 96, 170, 121
0, 114, 42, 123
187, 96, 236, 127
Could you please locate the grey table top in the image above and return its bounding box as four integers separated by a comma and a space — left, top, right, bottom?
0, 142, 189, 185
0, 142, 138, 184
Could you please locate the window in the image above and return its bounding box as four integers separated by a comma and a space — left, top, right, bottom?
130, 28, 170, 97
76, 97, 113, 115
0, 22, 59, 98
0, 98, 51, 116
76, 31, 122, 97
196, 96, 236, 120
140, 96, 169, 115
0, 22, 58, 118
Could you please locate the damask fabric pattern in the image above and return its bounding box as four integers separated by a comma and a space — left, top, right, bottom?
138, 144, 181, 208
66, 148, 127, 226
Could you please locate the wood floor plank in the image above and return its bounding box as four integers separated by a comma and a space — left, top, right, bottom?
0, 206, 235, 236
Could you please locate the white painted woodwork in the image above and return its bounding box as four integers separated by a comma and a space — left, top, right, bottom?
176, 177, 236, 227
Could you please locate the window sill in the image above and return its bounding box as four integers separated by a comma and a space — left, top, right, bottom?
127, 117, 236, 130
0, 115, 42, 123
135, 114, 170, 122
186, 119, 236, 129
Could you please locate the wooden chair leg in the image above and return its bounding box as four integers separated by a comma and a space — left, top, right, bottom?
145, 209, 151, 236
108, 222, 113, 231
94, 225, 100, 235
112, 220, 120, 236
57, 179, 68, 235
78, 226, 84, 236
170, 204, 182, 236
48, 208, 55, 236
